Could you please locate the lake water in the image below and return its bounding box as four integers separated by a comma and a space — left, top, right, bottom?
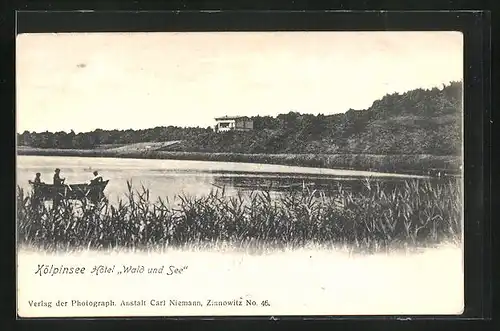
16, 155, 426, 204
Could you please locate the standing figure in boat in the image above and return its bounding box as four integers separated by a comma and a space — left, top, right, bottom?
53, 168, 65, 208
53, 168, 65, 186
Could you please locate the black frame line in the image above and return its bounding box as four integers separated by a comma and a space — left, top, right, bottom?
3, 10, 491, 328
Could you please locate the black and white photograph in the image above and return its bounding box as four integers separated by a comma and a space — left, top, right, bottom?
16, 31, 464, 317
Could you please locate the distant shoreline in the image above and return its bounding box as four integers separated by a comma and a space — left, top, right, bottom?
17, 147, 461, 176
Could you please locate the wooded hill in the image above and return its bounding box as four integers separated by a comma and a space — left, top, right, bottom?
17, 81, 462, 156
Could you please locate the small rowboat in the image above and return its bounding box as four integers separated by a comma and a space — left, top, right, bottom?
28, 180, 109, 201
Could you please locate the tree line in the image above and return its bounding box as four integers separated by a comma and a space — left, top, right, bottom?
17, 81, 462, 156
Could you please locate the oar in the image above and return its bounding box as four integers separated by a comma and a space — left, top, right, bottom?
211, 183, 223, 189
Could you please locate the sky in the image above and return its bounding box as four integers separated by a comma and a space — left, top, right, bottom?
16, 31, 463, 133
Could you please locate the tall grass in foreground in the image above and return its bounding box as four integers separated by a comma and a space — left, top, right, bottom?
16, 179, 462, 253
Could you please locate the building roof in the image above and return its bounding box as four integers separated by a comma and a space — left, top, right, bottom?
214, 115, 251, 121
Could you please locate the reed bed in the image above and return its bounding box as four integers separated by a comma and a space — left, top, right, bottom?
16, 179, 462, 253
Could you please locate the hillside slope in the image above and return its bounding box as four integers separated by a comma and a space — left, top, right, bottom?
171, 81, 462, 155
17, 82, 462, 156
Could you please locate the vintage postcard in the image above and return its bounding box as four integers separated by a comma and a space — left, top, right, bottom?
16, 31, 464, 317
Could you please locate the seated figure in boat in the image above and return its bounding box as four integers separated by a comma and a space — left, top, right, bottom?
29, 173, 45, 203
88, 171, 106, 203
29, 172, 44, 185
53, 168, 65, 186
90, 171, 103, 185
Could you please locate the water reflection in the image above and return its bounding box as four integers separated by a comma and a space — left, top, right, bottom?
212, 174, 457, 196
17, 155, 460, 204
